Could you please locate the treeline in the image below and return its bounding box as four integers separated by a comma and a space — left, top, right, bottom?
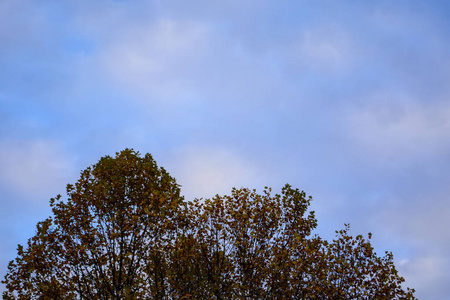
3, 149, 415, 299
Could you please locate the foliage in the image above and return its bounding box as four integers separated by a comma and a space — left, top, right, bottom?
2, 149, 416, 299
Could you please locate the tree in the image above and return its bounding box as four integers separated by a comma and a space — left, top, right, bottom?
174, 187, 415, 300
2, 149, 416, 299
3, 149, 186, 299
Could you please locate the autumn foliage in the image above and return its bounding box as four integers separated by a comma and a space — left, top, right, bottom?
2, 149, 416, 299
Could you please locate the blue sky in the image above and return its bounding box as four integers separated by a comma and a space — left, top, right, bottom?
1, 0, 450, 298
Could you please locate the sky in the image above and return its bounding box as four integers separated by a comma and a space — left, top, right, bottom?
1, 0, 450, 298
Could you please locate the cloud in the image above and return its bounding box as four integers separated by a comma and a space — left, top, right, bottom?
289, 25, 356, 74
65, 1, 321, 110
348, 93, 450, 161
372, 187, 450, 298
94, 16, 288, 109
99, 18, 211, 103
163, 145, 266, 200
378, 187, 450, 250
0, 140, 73, 199
399, 253, 449, 299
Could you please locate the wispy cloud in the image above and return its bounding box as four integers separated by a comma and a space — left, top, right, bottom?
164, 145, 266, 200
0, 140, 73, 198
349, 93, 450, 161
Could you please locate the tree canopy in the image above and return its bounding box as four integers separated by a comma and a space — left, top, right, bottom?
2, 149, 416, 299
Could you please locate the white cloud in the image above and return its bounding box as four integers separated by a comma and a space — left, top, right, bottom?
289, 26, 356, 74
0, 140, 73, 198
374, 188, 450, 298
398, 253, 449, 299
164, 146, 264, 200
379, 188, 450, 249
95, 15, 284, 107
65, 1, 296, 109
348, 93, 450, 160
98, 18, 211, 103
